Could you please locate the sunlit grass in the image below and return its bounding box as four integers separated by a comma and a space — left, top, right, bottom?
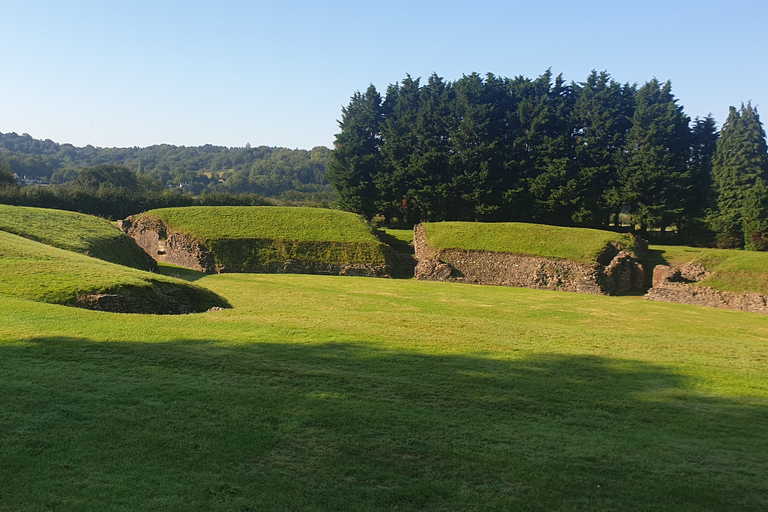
146, 206, 381, 243
0, 204, 154, 270
0, 231, 227, 310
1, 273, 767, 510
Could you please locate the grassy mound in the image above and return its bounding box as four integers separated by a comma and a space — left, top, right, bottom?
0, 231, 229, 313
647, 245, 768, 295
423, 221, 637, 264
0, 205, 155, 270
141, 206, 389, 269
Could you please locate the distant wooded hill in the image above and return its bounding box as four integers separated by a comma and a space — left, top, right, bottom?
0, 132, 335, 202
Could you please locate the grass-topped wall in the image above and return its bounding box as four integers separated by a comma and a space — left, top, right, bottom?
415, 222, 645, 295
128, 206, 390, 274
422, 221, 640, 264
646, 245, 768, 295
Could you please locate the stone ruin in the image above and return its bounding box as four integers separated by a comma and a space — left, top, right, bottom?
413, 224, 645, 296
118, 216, 216, 272
644, 263, 768, 314
118, 214, 768, 314
118, 215, 390, 277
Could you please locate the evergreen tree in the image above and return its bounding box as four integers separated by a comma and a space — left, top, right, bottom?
618, 79, 691, 234
378, 76, 422, 223
571, 71, 634, 227
409, 73, 455, 221
517, 71, 578, 225
445, 72, 504, 221
326, 85, 384, 219
688, 115, 719, 216
710, 103, 768, 248
742, 177, 768, 250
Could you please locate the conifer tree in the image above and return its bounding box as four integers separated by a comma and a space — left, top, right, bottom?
688, 115, 719, 216
571, 71, 634, 227
378, 75, 422, 223
710, 103, 768, 248
742, 177, 768, 250
326, 85, 383, 219
618, 79, 691, 234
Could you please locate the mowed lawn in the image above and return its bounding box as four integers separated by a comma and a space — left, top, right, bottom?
1, 274, 767, 511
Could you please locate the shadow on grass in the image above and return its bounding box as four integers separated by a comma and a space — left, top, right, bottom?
156, 263, 208, 282
1, 337, 766, 511
376, 230, 412, 248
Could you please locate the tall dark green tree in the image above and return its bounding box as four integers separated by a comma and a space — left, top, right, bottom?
710, 103, 768, 248
571, 71, 635, 227
742, 177, 768, 250
377, 75, 422, 223
445, 72, 505, 221
326, 85, 384, 219
520, 71, 579, 225
618, 79, 691, 234
408, 73, 455, 221
688, 115, 719, 216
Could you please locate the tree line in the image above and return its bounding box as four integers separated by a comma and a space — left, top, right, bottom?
0, 162, 274, 220
0, 133, 335, 204
327, 70, 768, 248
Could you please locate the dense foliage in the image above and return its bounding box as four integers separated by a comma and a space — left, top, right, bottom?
0, 134, 335, 204
329, 70, 768, 247
0, 180, 274, 220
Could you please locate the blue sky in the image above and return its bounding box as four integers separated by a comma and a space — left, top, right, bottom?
1, 0, 765, 150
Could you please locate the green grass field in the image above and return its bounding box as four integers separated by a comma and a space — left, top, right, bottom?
0, 230, 227, 312
0, 205, 154, 270
1, 270, 767, 510
423, 222, 638, 264
647, 245, 768, 295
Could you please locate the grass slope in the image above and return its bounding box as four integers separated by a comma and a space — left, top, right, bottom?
1, 273, 766, 510
142, 206, 388, 266
0, 204, 154, 270
0, 231, 228, 312
647, 245, 768, 295
423, 221, 637, 264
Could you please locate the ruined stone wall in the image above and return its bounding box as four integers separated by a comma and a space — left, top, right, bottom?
644, 264, 768, 314
413, 224, 644, 295
119, 215, 390, 277
119, 216, 216, 272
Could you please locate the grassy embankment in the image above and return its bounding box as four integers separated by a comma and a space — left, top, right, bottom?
422, 221, 638, 264
646, 245, 768, 295
0, 204, 154, 270
0, 230, 228, 312
143, 206, 389, 269
1, 269, 767, 510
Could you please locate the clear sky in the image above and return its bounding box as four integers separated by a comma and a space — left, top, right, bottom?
1, 0, 765, 150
